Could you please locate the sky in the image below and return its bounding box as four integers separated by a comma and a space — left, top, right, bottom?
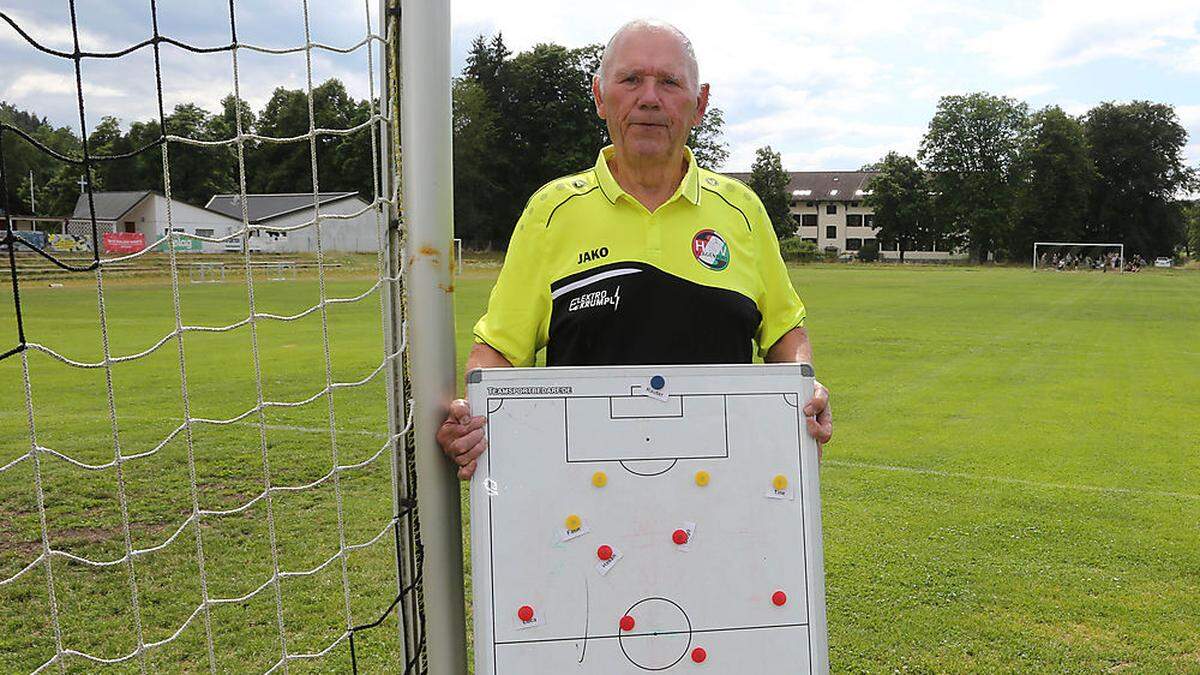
1, 0, 1199, 173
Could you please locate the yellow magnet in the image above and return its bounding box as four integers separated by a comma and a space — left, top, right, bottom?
565, 514, 582, 531
592, 471, 608, 488
772, 474, 788, 491
695, 470, 710, 487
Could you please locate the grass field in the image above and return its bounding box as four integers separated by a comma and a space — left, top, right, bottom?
2, 258, 1199, 673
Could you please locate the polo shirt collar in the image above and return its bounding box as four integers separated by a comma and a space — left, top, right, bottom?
594, 144, 702, 207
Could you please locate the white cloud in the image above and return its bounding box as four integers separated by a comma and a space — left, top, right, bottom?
969, 0, 1200, 77
3, 70, 124, 100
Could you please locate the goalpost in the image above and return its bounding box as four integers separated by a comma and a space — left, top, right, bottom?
0, 0, 463, 672
1033, 241, 1125, 272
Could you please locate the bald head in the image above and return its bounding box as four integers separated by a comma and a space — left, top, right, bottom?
597, 19, 700, 95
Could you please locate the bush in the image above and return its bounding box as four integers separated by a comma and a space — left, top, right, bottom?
778, 237, 821, 262
857, 239, 880, 262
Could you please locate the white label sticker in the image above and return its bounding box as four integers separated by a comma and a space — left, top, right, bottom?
764, 488, 794, 501
515, 613, 543, 630
676, 521, 697, 552
595, 548, 624, 576
559, 524, 591, 543
635, 385, 669, 402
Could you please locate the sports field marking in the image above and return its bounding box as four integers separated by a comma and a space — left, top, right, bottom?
825, 459, 1200, 502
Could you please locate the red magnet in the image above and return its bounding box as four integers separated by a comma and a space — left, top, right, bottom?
691, 646, 707, 663
772, 590, 788, 606
597, 545, 613, 561
672, 529, 689, 545
517, 605, 534, 622
619, 615, 635, 631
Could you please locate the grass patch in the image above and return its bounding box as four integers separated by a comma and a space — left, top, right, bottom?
2, 259, 1198, 671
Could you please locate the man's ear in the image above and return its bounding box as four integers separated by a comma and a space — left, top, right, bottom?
692, 83, 711, 126
592, 75, 606, 119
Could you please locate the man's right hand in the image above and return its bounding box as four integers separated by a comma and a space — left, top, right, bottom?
436, 398, 487, 480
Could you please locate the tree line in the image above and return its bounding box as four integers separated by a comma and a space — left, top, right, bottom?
855, 94, 1196, 261
0, 79, 378, 217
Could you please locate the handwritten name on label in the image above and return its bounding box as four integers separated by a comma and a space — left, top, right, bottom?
764, 488, 794, 501
635, 385, 669, 402
559, 525, 591, 543
677, 521, 697, 552
515, 614, 543, 630
595, 548, 624, 576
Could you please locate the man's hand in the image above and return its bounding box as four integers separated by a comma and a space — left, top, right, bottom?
436, 399, 487, 480
803, 380, 832, 459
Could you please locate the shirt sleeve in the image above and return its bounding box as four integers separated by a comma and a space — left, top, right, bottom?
752, 201, 807, 357
472, 206, 550, 367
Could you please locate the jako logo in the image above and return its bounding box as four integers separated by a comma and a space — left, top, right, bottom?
569, 286, 621, 312
692, 229, 730, 271
577, 246, 609, 264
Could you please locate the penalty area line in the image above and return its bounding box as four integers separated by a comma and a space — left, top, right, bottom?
824, 459, 1200, 502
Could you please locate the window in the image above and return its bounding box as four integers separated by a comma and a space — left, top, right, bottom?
846, 214, 863, 227
801, 214, 817, 226
825, 225, 837, 239
802, 237, 817, 244
195, 228, 214, 238
864, 214, 875, 228
846, 238, 863, 251
881, 240, 898, 251
805, 201, 815, 207
850, 201, 860, 208
825, 204, 837, 215
123, 221, 136, 233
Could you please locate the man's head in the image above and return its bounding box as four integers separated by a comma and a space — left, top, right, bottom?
593, 20, 709, 167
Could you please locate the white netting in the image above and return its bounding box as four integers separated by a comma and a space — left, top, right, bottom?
0, 0, 422, 672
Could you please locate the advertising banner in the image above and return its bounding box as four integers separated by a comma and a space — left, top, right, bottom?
103, 232, 146, 254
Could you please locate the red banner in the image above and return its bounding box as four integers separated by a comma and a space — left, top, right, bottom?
103, 232, 145, 254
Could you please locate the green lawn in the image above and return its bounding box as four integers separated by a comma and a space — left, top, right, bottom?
2, 259, 1199, 672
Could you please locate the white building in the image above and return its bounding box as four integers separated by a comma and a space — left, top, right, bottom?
205, 192, 379, 254
726, 171, 968, 262
69, 191, 242, 253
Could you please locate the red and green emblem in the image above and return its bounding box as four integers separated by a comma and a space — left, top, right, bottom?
692, 229, 730, 271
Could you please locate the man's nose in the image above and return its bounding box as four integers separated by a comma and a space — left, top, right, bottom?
634, 79, 663, 108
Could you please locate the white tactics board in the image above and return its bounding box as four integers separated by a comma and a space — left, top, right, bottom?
468, 364, 828, 674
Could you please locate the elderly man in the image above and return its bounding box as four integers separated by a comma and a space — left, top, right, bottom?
439, 19, 832, 479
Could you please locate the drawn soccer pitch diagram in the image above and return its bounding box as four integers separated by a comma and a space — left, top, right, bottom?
468, 364, 828, 674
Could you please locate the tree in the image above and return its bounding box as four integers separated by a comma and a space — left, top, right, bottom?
863, 152, 928, 262
1084, 101, 1197, 256
688, 106, 728, 169
1010, 106, 1094, 260
919, 92, 1029, 261
1181, 200, 1199, 259
746, 146, 795, 241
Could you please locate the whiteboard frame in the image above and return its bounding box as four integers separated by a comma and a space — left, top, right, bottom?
467, 363, 828, 674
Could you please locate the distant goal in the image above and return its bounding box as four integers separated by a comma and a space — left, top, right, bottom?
1033, 242, 1125, 272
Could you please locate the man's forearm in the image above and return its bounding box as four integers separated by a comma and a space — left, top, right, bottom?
464, 342, 514, 378
764, 326, 813, 364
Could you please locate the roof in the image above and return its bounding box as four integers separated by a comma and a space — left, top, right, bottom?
70, 191, 152, 221
204, 192, 360, 224
724, 171, 879, 203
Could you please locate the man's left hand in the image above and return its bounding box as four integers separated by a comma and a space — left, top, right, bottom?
803, 380, 832, 459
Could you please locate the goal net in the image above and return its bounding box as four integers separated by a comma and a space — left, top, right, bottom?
0, 1, 427, 672
1033, 241, 1125, 272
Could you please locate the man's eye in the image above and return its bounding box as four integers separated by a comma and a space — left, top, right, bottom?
664, 78, 679, 87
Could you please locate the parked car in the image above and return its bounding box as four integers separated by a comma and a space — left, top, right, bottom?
1154, 257, 1173, 268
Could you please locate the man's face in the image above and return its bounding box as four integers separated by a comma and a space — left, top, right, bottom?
593, 29, 709, 165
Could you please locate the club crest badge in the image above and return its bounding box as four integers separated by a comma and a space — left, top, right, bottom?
691, 229, 730, 271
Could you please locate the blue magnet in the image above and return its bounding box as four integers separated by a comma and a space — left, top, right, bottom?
650, 375, 665, 390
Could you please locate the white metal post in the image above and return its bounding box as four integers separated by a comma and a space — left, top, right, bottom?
400, 0, 468, 672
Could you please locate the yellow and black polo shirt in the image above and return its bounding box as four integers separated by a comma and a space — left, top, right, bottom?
473, 145, 806, 367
